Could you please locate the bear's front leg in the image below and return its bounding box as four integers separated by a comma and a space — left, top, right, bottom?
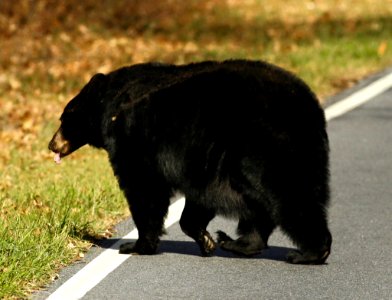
119, 186, 171, 255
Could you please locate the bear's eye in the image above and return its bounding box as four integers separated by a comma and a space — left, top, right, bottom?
59, 115, 68, 123
60, 113, 77, 123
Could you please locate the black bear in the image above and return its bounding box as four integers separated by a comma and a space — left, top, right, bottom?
48, 60, 332, 264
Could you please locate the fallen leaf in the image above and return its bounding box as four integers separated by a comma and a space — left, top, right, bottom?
378, 41, 387, 57
67, 242, 76, 249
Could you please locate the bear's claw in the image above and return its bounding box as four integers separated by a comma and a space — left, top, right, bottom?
200, 231, 217, 256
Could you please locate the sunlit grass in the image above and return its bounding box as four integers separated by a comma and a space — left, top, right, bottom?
0, 124, 127, 298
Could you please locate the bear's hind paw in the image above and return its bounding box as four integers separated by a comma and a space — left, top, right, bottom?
216, 230, 264, 257
286, 249, 330, 265
216, 230, 234, 245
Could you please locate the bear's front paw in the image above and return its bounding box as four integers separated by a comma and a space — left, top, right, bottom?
119, 242, 139, 255
119, 241, 157, 255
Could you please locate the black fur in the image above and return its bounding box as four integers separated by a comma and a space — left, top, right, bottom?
49, 60, 332, 264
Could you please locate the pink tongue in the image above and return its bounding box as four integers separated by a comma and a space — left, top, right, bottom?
54, 153, 61, 164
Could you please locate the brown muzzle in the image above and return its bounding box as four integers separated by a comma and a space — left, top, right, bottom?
48, 128, 72, 157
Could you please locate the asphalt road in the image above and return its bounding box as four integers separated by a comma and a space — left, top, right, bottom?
36, 71, 392, 300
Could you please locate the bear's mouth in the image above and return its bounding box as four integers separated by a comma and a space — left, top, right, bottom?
48, 128, 81, 164
53, 152, 62, 164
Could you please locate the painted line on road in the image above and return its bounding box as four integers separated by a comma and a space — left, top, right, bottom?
325, 71, 392, 121
46, 197, 185, 300
46, 70, 392, 300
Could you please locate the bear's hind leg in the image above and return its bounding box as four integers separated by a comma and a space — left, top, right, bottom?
179, 200, 216, 256
281, 205, 332, 264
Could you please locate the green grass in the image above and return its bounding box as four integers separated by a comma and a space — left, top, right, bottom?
0, 124, 127, 298
1, 0, 392, 298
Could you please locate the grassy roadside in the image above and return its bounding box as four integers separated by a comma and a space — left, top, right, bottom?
1, 0, 392, 298
0, 139, 128, 297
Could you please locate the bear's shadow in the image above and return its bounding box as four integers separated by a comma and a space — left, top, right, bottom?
94, 238, 293, 262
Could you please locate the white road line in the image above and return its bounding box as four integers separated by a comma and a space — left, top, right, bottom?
47, 70, 392, 300
46, 197, 185, 300
325, 71, 392, 121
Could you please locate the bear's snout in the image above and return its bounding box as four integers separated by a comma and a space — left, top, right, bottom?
48, 128, 71, 156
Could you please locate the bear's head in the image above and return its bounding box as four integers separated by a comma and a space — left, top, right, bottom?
48, 73, 108, 163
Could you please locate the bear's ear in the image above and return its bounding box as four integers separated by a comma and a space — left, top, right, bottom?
84, 73, 108, 102
89, 73, 106, 85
